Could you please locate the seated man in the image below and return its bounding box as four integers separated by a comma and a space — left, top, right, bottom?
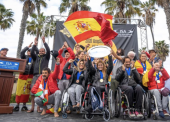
31, 58, 61, 117
115, 56, 143, 117
148, 60, 170, 118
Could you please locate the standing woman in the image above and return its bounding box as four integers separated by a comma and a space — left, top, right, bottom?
63, 59, 88, 108
134, 52, 152, 91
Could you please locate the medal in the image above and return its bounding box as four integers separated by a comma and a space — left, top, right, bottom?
100, 79, 103, 82
144, 71, 146, 74
28, 62, 31, 65
76, 80, 79, 83
128, 76, 131, 78
157, 80, 160, 83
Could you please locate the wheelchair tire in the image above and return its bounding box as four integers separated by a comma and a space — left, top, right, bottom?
114, 87, 121, 118
85, 113, 94, 120
108, 89, 115, 118
153, 114, 158, 120
147, 92, 152, 118
103, 108, 110, 121
62, 113, 67, 119
82, 114, 85, 119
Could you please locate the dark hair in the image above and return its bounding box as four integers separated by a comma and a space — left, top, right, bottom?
78, 51, 84, 56
117, 48, 124, 56
64, 50, 68, 54
79, 59, 85, 63
42, 67, 51, 74
122, 56, 131, 64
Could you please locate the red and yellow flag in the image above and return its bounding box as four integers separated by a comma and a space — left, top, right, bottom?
15, 74, 33, 103
63, 11, 117, 44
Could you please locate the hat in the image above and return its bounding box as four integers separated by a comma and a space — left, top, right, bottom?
1, 48, 8, 51
64, 50, 68, 54
27, 49, 31, 52
149, 49, 156, 53
50, 50, 59, 59
161, 87, 170, 96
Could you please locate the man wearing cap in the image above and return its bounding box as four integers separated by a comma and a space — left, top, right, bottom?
0, 48, 8, 57
148, 61, 170, 118
58, 42, 75, 93
27, 37, 50, 113
14, 42, 39, 111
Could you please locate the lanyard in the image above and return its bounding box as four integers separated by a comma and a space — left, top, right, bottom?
28, 57, 32, 63
141, 63, 146, 71
125, 68, 131, 76
156, 72, 160, 80
77, 71, 82, 80
100, 71, 103, 79
113, 59, 117, 64
44, 80, 47, 90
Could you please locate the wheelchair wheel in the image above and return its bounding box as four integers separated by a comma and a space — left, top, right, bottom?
85, 113, 94, 120
153, 113, 158, 120
114, 87, 121, 118
143, 93, 148, 119
62, 113, 67, 119
147, 92, 152, 118
108, 89, 115, 118
103, 108, 110, 121
168, 95, 170, 111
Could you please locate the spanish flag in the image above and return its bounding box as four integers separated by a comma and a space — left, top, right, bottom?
134, 60, 152, 87
63, 11, 118, 44
15, 74, 33, 103
46, 107, 61, 114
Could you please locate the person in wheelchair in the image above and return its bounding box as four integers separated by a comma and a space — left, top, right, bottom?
148, 60, 170, 118
63, 58, 88, 110
85, 52, 113, 112
115, 56, 144, 117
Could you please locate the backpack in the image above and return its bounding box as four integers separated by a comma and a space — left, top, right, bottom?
91, 87, 103, 111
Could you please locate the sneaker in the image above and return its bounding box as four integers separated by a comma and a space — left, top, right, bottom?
159, 111, 165, 118
129, 111, 135, 117
163, 109, 169, 116
135, 111, 143, 117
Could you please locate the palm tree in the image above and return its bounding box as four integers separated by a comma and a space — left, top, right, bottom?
154, 40, 169, 61
0, 3, 15, 30
59, 0, 91, 15
152, 0, 170, 40
26, 13, 56, 38
16, 0, 47, 58
101, 0, 141, 23
140, 0, 158, 49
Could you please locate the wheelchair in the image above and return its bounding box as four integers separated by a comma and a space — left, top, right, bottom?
60, 90, 82, 119
114, 86, 148, 120
80, 83, 114, 121
148, 91, 170, 120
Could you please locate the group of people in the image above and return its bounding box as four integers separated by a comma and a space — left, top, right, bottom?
0, 37, 170, 119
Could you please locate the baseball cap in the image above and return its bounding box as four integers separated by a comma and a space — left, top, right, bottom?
64, 50, 68, 54
149, 49, 156, 53
161, 87, 170, 96
50, 50, 59, 59
1, 48, 9, 51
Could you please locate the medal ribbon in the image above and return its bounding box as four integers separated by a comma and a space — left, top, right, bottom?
141, 63, 146, 71
77, 71, 82, 80
113, 59, 117, 64
125, 68, 131, 76
156, 72, 160, 80
28, 57, 32, 63
100, 71, 103, 79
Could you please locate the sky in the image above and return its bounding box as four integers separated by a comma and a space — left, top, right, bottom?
0, 0, 170, 73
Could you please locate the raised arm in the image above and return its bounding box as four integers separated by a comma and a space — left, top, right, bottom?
107, 55, 113, 75
31, 38, 38, 61
87, 57, 96, 75
42, 37, 50, 60
63, 59, 74, 75
20, 47, 29, 59
64, 41, 75, 60
51, 57, 60, 80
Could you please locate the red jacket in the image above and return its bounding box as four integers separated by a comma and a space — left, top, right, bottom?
31, 64, 60, 95
58, 47, 75, 80
148, 68, 169, 90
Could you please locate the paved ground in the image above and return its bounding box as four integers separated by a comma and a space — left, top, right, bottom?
0, 104, 170, 122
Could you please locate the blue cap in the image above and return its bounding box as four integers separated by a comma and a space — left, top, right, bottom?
1, 48, 8, 51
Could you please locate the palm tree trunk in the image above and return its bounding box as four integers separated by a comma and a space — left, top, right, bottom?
36, 28, 40, 41
16, 11, 28, 58
162, 0, 170, 40
150, 26, 155, 49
